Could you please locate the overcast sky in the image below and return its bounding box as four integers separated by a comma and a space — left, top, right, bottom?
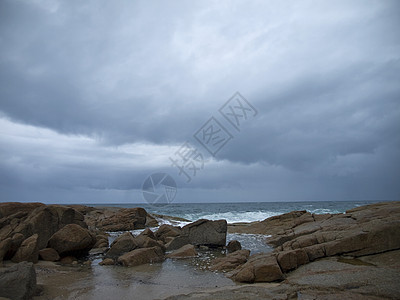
0, 0, 399, 204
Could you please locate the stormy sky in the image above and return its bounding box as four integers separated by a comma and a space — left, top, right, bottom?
0, 0, 399, 204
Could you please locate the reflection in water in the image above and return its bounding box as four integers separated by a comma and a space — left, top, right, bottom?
83, 259, 234, 300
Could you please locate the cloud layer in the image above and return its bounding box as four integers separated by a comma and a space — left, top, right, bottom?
0, 0, 399, 203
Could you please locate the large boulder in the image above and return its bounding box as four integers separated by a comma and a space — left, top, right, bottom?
179, 219, 227, 247
0, 261, 37, 300
210, 249, 250, 272
11, 234, 39, 263
96, 208, 148, 231
48, 224, 95, 256
166, 244, 197, 259
118, 247, 164, 267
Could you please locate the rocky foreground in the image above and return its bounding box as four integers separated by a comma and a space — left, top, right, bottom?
0, 201, 399, 299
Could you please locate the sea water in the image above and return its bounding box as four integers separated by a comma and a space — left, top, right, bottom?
93, 200, 375, 224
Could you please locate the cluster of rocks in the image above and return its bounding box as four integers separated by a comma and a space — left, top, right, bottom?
211, 201, 400, 283
0, 202, 165, 267
0, 203, 96, 264
100, 219, 227, 266
2, 201, 399, 299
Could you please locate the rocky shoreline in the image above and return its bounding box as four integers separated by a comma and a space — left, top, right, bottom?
0, 201, 399, 299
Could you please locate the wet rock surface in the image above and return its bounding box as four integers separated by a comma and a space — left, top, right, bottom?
228, 201, 400, 284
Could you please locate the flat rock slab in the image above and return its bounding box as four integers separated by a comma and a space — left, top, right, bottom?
286, 251, 400, 299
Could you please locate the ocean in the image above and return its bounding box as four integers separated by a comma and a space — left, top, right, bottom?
93, 200, 376, 224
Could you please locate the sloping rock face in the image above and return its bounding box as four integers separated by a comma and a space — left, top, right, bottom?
0, 261, 37, 300
11, 234, 39, 263
166, 244, 197, 259
106, 232, 136, 259
48, 224, 96, 256
230, 201, 400, 282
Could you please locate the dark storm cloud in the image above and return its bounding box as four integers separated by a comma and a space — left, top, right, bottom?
0, 0, 399, 202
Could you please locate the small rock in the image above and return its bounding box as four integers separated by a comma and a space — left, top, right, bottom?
89, 247, 108, 255
59, 256, 77, 265
83, 260, 92, 266
38, 248, 60, 262
99, 258, 115, 265
227, 240, 242, 253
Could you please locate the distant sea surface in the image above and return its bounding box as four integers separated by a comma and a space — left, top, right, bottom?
91, 201, 377, 224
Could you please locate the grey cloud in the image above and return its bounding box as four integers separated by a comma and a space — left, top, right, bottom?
0, 0, 399, 202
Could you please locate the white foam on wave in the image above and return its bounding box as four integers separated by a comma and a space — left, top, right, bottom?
309, 208, 340, 215
182, 211, 283, 224
156, 217, 192, 227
